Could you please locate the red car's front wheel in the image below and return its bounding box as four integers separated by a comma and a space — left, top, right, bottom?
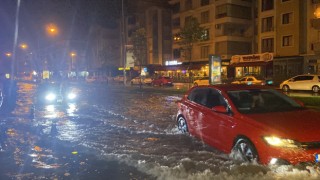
231, 138, 258, 163
177, 116, 188, 133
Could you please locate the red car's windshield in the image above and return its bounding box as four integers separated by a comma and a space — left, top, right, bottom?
227, 89, 304, 114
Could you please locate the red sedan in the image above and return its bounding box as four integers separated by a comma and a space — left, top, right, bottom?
176, 84, 320, 165
151, 76, 173, 86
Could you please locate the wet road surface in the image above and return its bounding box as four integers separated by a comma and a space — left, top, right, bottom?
0, 82, 319, 180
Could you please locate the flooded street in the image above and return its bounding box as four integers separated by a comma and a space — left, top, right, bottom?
0, 82, 319, 180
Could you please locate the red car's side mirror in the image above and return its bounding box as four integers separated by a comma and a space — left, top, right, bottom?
212, 105, 228, 113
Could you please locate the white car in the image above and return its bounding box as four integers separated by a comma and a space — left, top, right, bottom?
130, 77, 152, 85
280, 74, 320, 93
231, 75, 273, 86
193, 77, 209, 86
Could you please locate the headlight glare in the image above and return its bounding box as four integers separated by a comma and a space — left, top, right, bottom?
45, 93, 56, 101
67, 93, 76, 100
263, 136, 299, 148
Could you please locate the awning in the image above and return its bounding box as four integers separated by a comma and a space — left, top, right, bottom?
153, 63, 207, 71
230, 61, 272, 67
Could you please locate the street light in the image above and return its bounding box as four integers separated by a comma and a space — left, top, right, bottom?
70, 52, 76, 70
46, 23, 59, 37
5, 52, 12, 57
19, 43, 28, 50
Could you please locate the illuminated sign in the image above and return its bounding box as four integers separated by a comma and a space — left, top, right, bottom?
165, 60, 182, 66
231, 53, 273, 64
209, 55, 221, 85
118, 67, 130, 70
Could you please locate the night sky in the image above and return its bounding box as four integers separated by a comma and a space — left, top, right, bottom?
0, 0, 122, 55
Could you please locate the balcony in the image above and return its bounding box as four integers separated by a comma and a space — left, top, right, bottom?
312, 0, 320, 4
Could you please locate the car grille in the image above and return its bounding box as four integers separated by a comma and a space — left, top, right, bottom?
300, 142, 320, 149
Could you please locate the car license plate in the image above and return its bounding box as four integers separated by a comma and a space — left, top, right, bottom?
316, 154, 319, 163
57, 99, 63, 103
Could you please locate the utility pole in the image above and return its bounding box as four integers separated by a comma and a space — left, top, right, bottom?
121, 0, 127, 85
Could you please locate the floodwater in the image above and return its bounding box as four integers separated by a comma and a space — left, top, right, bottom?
1, 82, 319, 180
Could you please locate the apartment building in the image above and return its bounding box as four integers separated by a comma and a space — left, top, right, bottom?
167, 0, 255, 80
165, 0, 320, 83
123, 0, 171, 76
256, 0, 320, 83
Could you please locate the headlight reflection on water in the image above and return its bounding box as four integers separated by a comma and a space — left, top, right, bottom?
67, 103, 77, 115
67, 92, 77, 100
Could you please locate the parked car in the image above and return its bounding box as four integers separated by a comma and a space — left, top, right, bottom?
0, 78, 17, 115
130, 77, 153, 85
280, 74, 320, 93
151, 76, 173, 86
231, 75, 273, 86
176, 84, 320, 165
193, 77, 209, 86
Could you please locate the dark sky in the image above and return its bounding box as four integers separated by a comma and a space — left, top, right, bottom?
0, 0, 122, 55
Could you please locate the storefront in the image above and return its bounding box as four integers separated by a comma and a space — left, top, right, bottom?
151, 60, 230, 83
272, 56, 304, 84
230, 53, 273, 79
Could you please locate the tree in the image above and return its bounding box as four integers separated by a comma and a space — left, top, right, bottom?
131, 28, 147, 88
179, 17, 205, 62
131, 28, 147, 69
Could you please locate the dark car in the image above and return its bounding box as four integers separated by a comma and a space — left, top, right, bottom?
32, 81, 80, 117
176, 84, 320, 165
34, 82, 78, 105
0, 78, 18, 115
151, 76, 173, 86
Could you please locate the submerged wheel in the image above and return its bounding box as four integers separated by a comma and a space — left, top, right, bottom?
312, 86, 320, 93
231, 138, 258, 163
282, 85, 290, 92
177, 116, 188, 133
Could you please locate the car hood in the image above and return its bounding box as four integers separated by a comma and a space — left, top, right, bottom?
245, 109, 320, 142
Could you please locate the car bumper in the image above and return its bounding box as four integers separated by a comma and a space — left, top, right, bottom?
258, 145, 319, 165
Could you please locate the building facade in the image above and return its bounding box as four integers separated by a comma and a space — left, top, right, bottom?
167, 0, 256, 82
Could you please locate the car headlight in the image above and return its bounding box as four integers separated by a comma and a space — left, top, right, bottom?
263, 136, 300, 148
67, 92, 77, 100
45, 93, 56, 101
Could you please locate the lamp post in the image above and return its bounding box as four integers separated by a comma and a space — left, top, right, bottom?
70, 52, 76, 79
18, 43, 29, 77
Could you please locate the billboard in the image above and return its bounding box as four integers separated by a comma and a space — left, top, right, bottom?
209, 55, 221, 85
